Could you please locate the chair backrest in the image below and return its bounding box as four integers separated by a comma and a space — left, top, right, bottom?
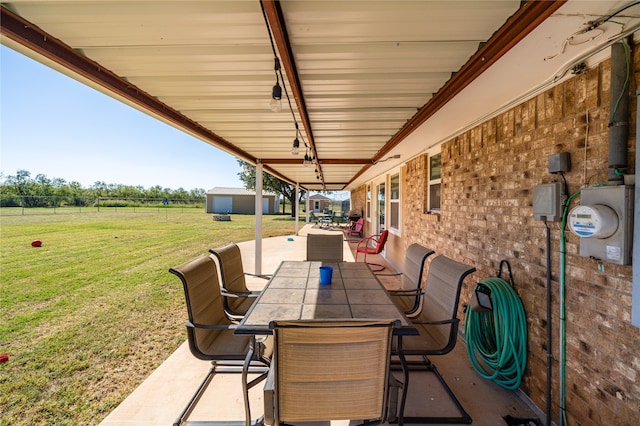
353, 217, 364, 231
169, 254, 235, 360
209, 242, 248, 293
399, 243, 435, 292
270, 320, 396, 423
306, 233, 344, 262
420, 255, 476, 352
371, 230, 389, 254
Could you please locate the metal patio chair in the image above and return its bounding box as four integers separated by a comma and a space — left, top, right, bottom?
169, 254, 271, 426
344, 217, 364, 241
306, 233, 344, 262
392, 255, 476, 424
264, 320, 399, 426
355, 229, 389, 271
384, 243, 435, 317
209, 243, 269, 321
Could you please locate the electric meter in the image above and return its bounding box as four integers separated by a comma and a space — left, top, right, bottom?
569, 204, 619, 238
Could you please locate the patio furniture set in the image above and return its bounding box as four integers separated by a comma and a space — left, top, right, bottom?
169, 237, 476, 426
310, 210, 349, 229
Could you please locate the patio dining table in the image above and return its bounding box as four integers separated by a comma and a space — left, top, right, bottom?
235, 260, 417, 425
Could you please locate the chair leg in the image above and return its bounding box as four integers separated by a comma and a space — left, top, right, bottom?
174, 353, 269, 426
242, 341, 270, 426
390, 356, 472, 424
367, 262, 385, 272
173, 362, 217, 426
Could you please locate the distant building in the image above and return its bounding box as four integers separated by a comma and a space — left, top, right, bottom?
206, 187, 279, 214
307, 193, 332, 213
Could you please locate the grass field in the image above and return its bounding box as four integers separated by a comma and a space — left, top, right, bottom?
0, 210, 295, 425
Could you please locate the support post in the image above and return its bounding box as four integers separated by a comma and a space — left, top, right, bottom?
295, 185, 300, 236
254, 161, 263, 276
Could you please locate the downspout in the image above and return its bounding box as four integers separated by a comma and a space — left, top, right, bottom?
633, 89, 640, 327
608, 40, 630, 183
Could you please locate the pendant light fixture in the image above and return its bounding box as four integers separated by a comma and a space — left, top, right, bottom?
269, 57, 282, 112
291, 123, 300, 155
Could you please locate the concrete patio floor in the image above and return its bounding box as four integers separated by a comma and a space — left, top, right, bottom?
99, 224, 542, 426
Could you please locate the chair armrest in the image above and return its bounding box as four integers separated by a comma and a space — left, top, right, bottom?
410, 318, 460, 326
263, 365, 276, 425
221, 289, 260, 298
185, 321, 237, 331
245, 272, 271, 280
387, 288, 421, 296
356, 236, 375, 250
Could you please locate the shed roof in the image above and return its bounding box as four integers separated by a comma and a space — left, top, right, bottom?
308, 194, 331, 200
207, 187, 275, 196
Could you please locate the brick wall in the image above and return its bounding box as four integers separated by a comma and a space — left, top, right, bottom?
352, 52, 639, 425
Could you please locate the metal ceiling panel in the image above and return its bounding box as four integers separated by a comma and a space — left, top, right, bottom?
3, 0, 596, 192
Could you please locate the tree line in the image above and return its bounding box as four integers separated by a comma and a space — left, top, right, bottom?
0, 169, 206, 207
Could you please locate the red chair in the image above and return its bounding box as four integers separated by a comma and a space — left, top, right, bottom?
343, 217, 364, 241
355, 230, 389, 271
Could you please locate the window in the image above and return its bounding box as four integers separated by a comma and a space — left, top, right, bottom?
366, 184, 371, 220
426, 151, 441, 213
389, 173, 400, 231
377, 182, 385, 232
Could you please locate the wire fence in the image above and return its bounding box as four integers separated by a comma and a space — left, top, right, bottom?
0, 196, 205, 216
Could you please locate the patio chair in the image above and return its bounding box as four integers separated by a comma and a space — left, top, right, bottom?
384, 243, 435, 317
355, 229, 389, 272
306, 233, 344, 262
209, 243, 269, 321
169, 254, 272, 426
264, 320, 399, 426
309, 211, 319, 224
344, 217, 364, 241
319, 211, 333, 228
392, 255, 476, 424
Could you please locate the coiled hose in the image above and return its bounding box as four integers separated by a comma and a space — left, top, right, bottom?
464, 277, 527, 390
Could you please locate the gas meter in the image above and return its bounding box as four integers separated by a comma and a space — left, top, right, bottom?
568, 186, 633, 265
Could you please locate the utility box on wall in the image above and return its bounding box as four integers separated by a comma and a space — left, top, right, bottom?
569, 185, 634, 265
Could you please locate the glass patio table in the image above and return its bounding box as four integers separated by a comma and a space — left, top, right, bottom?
235, 260, 417, 425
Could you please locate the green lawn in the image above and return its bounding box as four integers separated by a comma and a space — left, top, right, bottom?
0, 210, 295, 425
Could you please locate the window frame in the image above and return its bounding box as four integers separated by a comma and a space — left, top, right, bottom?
366, 184, 371, 221
389, 171, 401, 234
425, 148, 441, 213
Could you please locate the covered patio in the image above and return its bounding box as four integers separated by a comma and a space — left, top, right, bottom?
2, 1, 639, 425
99, 226, 540, 426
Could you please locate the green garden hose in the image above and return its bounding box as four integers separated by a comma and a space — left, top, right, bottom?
464, 277, 528, 390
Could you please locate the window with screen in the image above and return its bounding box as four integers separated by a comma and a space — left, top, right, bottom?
425, 151, 441, 213
390, 173, 400, 231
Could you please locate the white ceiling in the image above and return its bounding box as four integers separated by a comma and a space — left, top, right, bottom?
2, 1, 639, 191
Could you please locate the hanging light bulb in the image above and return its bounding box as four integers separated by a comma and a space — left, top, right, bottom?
303, 152, 312, 166
291, 124, 300, 155
270, 82, 282, 112
269, 57, 282, 112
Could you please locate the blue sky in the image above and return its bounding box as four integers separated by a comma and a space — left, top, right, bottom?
0, 45, 244, 191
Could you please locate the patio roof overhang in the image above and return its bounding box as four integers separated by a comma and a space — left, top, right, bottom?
3, 1, 634, 193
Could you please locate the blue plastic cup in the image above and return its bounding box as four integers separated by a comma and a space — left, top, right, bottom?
319, 266, 333, 285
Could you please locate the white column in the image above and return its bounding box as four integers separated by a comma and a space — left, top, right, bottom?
295, 185, 300, 236
254, 161, 263, 276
